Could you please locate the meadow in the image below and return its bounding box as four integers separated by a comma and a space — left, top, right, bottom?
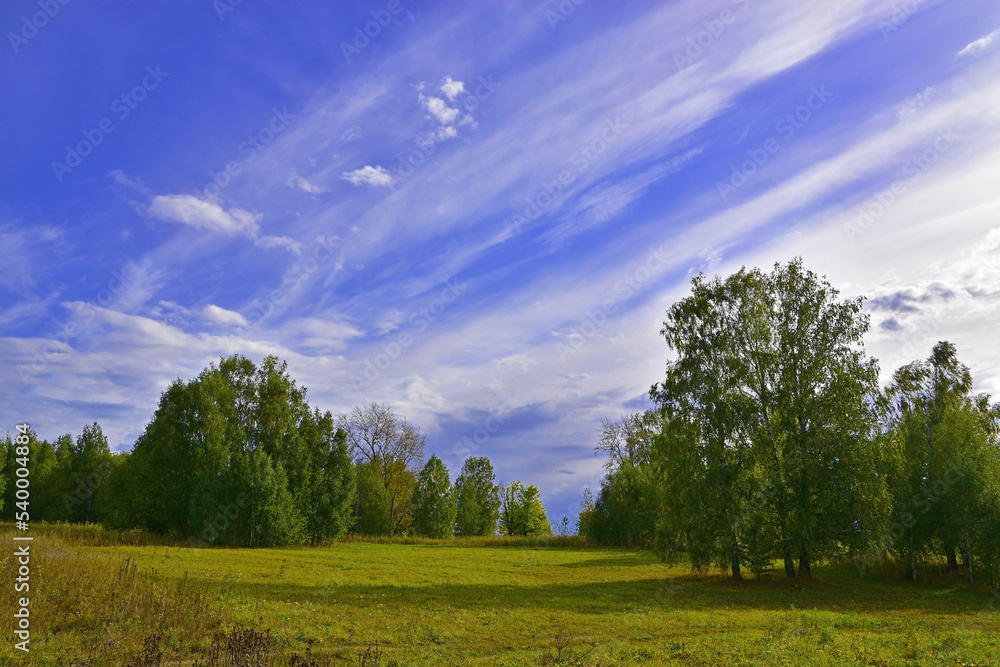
2, 524, 999, 666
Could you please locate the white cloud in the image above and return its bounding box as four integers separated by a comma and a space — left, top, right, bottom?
397, 374, 448, 413
374, 309, 406, 335
16, 0, 1000, 513
254, 234, 303, 253
0, 226, 39, 292
148, 194, 259, 235
541, 149, 701, 250
421, 95, 461, 124
148, 194, 300, 253
201, 304, 249, 327
341, 165, 395, 187
440, 76, 465, 101
426, 125, 459, 143
287, 171, 329, 194
957, 30, 997, 57
3, 302, 348, 448
496, 353, 538, 375
895, 87, 933, 120
106, 169, 150, 194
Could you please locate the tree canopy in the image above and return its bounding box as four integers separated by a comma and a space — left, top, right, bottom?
106, 355, 356, 546
411, 455, 457, 538
454, 456, 502, 536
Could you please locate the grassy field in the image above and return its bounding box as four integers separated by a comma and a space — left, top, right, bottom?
2, 525, 999, 665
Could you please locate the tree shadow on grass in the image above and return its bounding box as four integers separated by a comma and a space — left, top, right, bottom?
216, 569, 991, 616
556, 554, 655, 569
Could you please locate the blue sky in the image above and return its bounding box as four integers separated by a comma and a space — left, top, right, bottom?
3, 0, 1000, 525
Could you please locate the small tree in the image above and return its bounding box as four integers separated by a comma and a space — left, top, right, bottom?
500, 481, 552, 536
337, 402, 425, 534
67, 423, 114, 524
576, 487, 596, 540
356, 461, 393, 536
411, 455, 456, 538
301, 427, 357, 544
588, 462, 657, 547
232, 449, 304, 547
885, 342, 1000, 583
454, 457, 501, 536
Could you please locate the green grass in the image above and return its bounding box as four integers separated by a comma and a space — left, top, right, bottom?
3, 524, 999, 665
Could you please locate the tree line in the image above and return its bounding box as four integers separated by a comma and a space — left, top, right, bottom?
1, 356, 552, 545
578, 259, 1000, 587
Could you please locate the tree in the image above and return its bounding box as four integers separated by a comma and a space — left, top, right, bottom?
499, 481, 552, 536
117, 354, 349, 546
94, 452, 134, 530
587, 462, 658, 547
973, 399, 1000, 589
651, 259, 889, 578
45, 434, 76, 522
0, 432, 11, 516
576, 487, 596, 539
411, 455, 456, 538
235, 449, 304, 547
300, 426, 357, 545
3, 429, 60, 522
338, 403, 425, 534
65, 422, 114, 524
596, 410, 661, 470
885, 342, 1000, 582
454, 457, 501, 536
356, 461, 393, 536
590, 409, 674, 550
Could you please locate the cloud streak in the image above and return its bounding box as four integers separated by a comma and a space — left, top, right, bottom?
147, 195, 301, 253
4, 0, 1000, 519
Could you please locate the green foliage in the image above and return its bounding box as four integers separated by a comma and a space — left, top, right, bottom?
33, 434, 69, 522
884, 341, 1000, 585
233, 449, 305, 547
301, 427, 357, 544
356, 461, 393, 536
454, 456, 501, 536
94, 452, 134, 529
115, 354, 356, 547
66, 422, 115, 523
499, 480, 552, 536
2, 429, 38, 519
587, 462, 657, 547
411, 455, 456, 538
650, 259, 888, 578
0, 434, 6, 514
575, 487, 595, 539
3, 426, 120, 526
584, 411, 661, 546
1, 432, 16, 516
337, 402, 425, 535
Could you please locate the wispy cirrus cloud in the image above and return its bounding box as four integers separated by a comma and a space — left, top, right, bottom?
287, 170, 329, 194
4, 0, 1000, 520
201, 304, 250, 327
147, 194, 301, 253
957, 30, 998, 57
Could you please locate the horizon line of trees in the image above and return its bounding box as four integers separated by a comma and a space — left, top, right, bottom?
6, 257, 998, 587
578, 259, 1000, 587
1, 359, 553, 546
